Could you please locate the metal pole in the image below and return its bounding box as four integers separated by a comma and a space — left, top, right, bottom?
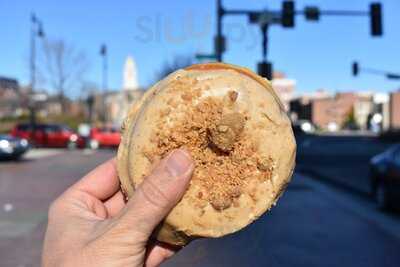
103, 49, 108, 122
29, 14, 37, 133
30, 15, 36, 95
103, 49, 108, 93
100, 44, 108, 122
216, 0, 223, 61
261, 24, 268, 61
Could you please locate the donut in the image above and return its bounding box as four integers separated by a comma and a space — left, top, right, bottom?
117, 62, 296, 245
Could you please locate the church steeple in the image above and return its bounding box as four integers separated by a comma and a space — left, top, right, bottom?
123, 56, 138, 90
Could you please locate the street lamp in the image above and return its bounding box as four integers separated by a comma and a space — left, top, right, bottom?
99, 44, 108, 122
29, 13, 45, 131
203, 1, 383, 80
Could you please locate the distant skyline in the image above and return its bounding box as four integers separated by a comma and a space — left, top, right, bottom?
1, 0, 399, 97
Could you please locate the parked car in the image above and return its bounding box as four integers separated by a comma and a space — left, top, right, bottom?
370, 144, 400, 210
87, 126, 121, 149
0, 135, 30, 160
11, 123, 79, 148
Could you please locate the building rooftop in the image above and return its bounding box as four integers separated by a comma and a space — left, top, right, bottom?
0, 77, 19, 90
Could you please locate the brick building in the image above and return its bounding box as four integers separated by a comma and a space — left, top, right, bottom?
390, 91, 400, 128
271, 72, 296, 111
290, 92, 378, 130
312, 93, 357, 130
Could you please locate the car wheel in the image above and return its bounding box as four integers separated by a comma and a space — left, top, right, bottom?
376, 182, 388, 210
89, 139, 99, 150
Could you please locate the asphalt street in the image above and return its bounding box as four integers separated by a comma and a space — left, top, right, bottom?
296, 134, 393, 195
0, 148, 399, 267
165, 173, 400, 267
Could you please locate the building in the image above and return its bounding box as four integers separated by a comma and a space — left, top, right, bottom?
0, 77, 21, 118
123, 56, 139, 90
390, 91, 400, 129
353, 93, 374, 130
95, 56, 146, 126
103, 89, 145, 126
271, 72, 296, 111
290, 91, 383, 131
313, 93, 358, 130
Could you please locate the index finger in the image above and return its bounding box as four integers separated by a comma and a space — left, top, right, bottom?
71, 157, 120, 200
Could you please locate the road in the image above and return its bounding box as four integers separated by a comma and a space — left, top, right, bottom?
1, 148, 400, 267
296, 134, 393, 195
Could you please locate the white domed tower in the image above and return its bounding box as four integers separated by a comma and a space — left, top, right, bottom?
123, 56, 139, 90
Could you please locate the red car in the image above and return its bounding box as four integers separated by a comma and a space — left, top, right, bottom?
11, 123, 79, 148
87, 126, 121, 149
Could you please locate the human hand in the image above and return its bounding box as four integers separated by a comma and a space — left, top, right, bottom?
42, 149, 194, 267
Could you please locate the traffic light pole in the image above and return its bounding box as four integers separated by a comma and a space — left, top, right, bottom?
205, 1, 382, 79
352, 62, 400, 80
215, 0, 224, 62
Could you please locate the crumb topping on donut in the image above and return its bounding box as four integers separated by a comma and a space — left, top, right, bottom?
209, 112, 245, 152
144, 86, 274, 211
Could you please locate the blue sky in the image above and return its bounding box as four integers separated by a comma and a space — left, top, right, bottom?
1, 0, 399, 97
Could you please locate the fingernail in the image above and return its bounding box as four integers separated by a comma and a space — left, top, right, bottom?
166, 149, 193, 177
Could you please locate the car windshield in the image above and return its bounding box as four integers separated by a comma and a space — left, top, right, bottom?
388, 145, 400, 164
17, 124, 31, 131
60, 125, 72, 132
386, 144, 400, 157
99, 127, 111, 133
0, 135, 11, 140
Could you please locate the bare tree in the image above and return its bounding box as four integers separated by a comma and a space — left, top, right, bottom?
40, 39, 89, 110
155, 55, 194, 81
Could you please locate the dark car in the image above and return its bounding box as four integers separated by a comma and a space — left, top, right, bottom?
0, 135, 30, 160
370, 144, 400, 210
11, 123, 79, 148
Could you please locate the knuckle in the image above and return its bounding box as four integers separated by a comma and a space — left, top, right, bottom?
138, 178, 170, 210
47, 191, 71, 220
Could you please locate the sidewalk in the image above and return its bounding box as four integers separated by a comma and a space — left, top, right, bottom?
23, 148, 65, 160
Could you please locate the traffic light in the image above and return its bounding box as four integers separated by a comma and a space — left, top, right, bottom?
258, 61, 273, 80
305, 6, 320, 21
248, 12, 260, 24
370, 3, 383, 36
352, 62, 359, 76
100, 44, 107, 56
282, 1, 295, 28
214, 35, 226, 55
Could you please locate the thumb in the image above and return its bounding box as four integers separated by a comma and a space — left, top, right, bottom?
117, 149, 194, 240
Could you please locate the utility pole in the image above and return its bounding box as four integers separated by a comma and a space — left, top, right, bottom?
215, 0, 225, 62
100, 44, 108, 122
29, 13, 45, 132
200, 1, 383, 80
